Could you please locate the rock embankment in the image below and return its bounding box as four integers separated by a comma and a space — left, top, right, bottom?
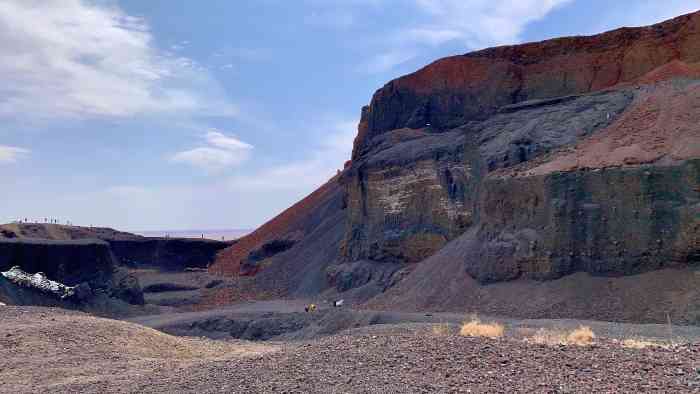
0, 238, 143, 306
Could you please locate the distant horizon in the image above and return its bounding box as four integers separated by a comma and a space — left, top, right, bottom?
135, 228, 252, 241
1, 219, 252, 241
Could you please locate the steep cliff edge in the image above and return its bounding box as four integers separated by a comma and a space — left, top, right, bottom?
211, 12, 700, 322
0, 223, 230, 271
0, 238, 143, 306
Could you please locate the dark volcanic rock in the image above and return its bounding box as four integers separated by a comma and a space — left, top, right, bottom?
469, 159, 700, 282
0, 238, 143, 305
0, 223, 231, 272
109, 238, 230, 271
142, 283, 199, 293
240, 239, 297, 276
340, 88, 635, 263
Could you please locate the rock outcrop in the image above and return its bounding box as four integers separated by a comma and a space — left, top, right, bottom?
0, 223, 231, 271
341, 12, 700, 283
212, 11, 700, 322
2, 266, 80, 300
0, 238, 143, 305
352, 11, 700, 156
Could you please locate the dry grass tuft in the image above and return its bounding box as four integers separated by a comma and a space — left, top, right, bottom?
431, 322, 451, 337
459, 318, 504, 339
525, 326, 596, 346
567, 326, 595, 346
526, 328, 568, 346
621, 338, 670, 350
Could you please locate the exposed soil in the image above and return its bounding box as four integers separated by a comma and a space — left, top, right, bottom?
501, 79, 700, 177
4, 305, 700, 393
0, 306, 275, 394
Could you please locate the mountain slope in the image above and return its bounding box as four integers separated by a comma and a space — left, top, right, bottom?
211, 11, 700, 322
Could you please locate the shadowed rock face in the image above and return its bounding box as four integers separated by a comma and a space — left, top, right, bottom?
108, 238, 230, 271
341, 89, 636, 264
471, 159, 700, 282
0, 238, 143, 305
0, 223, 231, 272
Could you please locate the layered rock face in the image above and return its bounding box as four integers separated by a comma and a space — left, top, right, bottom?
342, 89, 636, 264
341, 12, 700, 283
212, 12, 700, 320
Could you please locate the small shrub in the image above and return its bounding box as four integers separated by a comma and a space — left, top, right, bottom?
526, 328, 568, 346
459, 318, 504, 338
525, 326, 596, 346
621, 338, 669, 349
566, 326, 595, 346
432, 322, 451, 336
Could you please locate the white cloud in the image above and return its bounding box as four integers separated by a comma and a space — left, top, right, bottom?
171, 130, 253, 172
0, 0, 235, 120
410, 0, 573, 48
362, 50, 418, 74
228, 119, 355, 191
0, 145, 29, 163
357, 0, 572, 74
403, 28, 463, 46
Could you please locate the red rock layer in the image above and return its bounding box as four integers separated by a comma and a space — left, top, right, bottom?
511, 79, 700, 176
354, 11, 700, 157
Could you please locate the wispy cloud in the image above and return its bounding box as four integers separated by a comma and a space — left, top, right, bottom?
0, 0, 236, 120
410, 0, 573, 48
356, 0, 572, 74
227, 119, 355, 191
361, 49, 418, 74
0, 145, 29, 163
171, 130, 253, 172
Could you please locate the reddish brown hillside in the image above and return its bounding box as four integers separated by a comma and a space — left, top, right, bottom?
354, 10, 700, 158
210, 175, 343, 276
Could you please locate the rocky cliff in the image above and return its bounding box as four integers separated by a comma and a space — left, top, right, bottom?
0, 238, 143, 305
0, 223, 231, 271
212, 12, 700, 322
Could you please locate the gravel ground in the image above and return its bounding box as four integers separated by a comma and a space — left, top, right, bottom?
125, 324, 700, 393
4, 306, 700, 393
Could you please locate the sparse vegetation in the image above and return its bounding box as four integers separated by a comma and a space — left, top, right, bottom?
567, 326, 595, 346
459, 317, 504, 338
526, 328, 568, 346
621, 338, 670, 350
431, 321, 451, 336
525, 326, 595, 346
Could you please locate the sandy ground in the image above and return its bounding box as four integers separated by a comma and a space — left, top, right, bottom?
4, 305, 700, 393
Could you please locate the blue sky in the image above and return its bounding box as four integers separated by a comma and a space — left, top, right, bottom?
1, 0, 698, 231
